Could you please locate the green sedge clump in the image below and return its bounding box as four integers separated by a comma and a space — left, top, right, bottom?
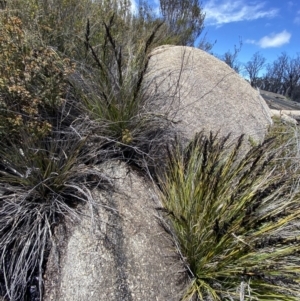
159, 132, 300, 300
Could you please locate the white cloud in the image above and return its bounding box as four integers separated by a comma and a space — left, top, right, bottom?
246, 30, 291, 48
294, 10, 300, 25
204, 0, 278, 26
245, 39, 256, 45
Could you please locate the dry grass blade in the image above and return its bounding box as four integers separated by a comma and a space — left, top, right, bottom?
0, 132, 110, 300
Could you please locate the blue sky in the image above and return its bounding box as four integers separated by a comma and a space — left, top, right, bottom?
132, 0, 300, 71
202, 0, 300, 67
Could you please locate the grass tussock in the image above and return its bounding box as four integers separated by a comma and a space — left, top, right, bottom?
159, 132, 300, 300
75, 14, 173, 169
267, 117, 300, 167
0, 132, 110, 300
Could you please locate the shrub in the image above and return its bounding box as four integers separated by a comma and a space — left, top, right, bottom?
0, 15, 75, 143
159, 0, 205, 46
6, 0, 158, 60
159, 132, 300, 300
6, 0, 91, 55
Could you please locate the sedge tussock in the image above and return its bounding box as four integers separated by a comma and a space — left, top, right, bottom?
159, 132, 300, 300
0, 132, 110, 300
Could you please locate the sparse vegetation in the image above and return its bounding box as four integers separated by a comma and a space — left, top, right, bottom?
1, 1, 300, 301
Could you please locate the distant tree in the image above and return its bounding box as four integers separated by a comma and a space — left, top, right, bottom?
264, 53, 289, 94
218, 38, 242, 73
282, 53, 300, 98
292, 85, 300, 103
197, 32, 216, 53
254, 74, 278, 92
259, 53, 300, 99
244, 52, 266, 87
159, 0, 205, 46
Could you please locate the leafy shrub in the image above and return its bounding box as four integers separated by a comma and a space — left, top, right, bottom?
7, 0, 207, 56
6, 0, 155, 59
6, 0, 90, 54
159, 132, 300, 300
0, 15, 74, 142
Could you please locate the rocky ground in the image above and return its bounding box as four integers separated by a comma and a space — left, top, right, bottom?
260, 89, 300, 110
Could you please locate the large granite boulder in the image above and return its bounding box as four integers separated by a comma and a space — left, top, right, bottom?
144, 45, 273, 144
44, 161, 186, 301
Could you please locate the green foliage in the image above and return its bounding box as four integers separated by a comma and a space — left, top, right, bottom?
7, 0, 91, 54
6, 0, 158, 59
6, 0, 210, 58
159, 0, 205, 46
159, 132, 300, 300
0, 15, 74, 142
77, 12, 171, 167
3, 2, 300, 301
